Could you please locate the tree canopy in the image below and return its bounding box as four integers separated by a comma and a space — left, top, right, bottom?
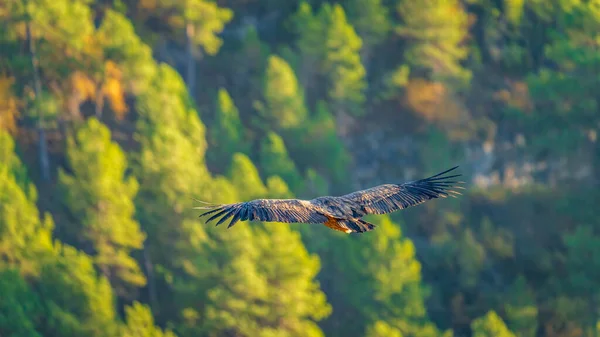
1, 0, 599, 336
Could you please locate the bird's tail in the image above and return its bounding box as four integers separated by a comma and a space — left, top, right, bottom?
342, 218, 377, 234
355, 219, 376, 233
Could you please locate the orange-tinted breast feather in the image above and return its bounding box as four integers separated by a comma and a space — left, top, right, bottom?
323, 217, 352, 233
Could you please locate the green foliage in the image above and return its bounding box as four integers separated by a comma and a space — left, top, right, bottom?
0, 269, 43, 337
37, 242, 119, 337
96, 9, 157, 94
59, 117, 146, 293
259, 131, 303, 193
0, 131, 53, 276
150, 0, 233, 55
134, 64, 216, 205
288, 101, 351, 187
261, 55, 308, 129
26, 91, 60, 126
132, 63, 238, 322
365, 321, 404, 337
228, 152, 268, 200
292, 2, 366, 115
504, 0, 525, 25
301, 168, 330, 197
322, 4, 367, 115
0, 165, 54, 275
504, 275, 538, 337
3, 0, 600, 336
121, 302, 177, 337
0, 129, 122, 337
15, 0, 95, 77
27, 0, 95, 50
521, 1, 600, 161
208, 88, 249, 169
228, 27, 271, 111
252, 223, 332, 335
302, 215, 443, 337
0, 128, 25, 184
345, 0, 391, 51
177, 217, 330, 337
290, 1, 327, 84
396, 0, 471, 87
456, 229, 486, 288
564, 226, 600, 296
265, 176, 294, 199
471, 311, 516, 337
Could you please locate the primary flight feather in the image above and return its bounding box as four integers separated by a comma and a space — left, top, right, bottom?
195, 166, 465, 234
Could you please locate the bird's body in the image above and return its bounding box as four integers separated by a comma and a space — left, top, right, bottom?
195, 166, 465, 234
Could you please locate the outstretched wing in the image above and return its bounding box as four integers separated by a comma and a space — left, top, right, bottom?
341, 166, 464, 216
196, 198, 329, 228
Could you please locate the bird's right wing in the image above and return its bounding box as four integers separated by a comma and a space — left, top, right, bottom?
341, 166, 464, 215
195, 198, 329, 228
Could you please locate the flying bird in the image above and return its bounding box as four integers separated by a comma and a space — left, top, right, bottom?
195, 166, 464, 234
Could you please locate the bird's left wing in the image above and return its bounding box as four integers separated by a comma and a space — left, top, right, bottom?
341, 166, 465, 216
195, 198, 329, 228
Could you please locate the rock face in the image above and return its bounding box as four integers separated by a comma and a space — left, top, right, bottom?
339, 109, 594, 192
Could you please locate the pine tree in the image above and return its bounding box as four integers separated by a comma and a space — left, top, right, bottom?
261, 55, 308, 130
228, 152, 268, 200
0, 76, 19, 134
259, 131, 303, 193
144, 0, 233, 93
302, 215, 447, 337
290, 1, 328, 94
0, 130, 54, 276
504, 275, 538, 337
177, 196, 331, 337
228, 27, 271, 113
132, 63, 236, 320
322, 4, 367, 116
301, 168, 330, 198
173, 215, 258, 336
121, 302, 177, 337
265, 176, 294, 199
0, 269, 43, 337
562, 225, 600, 332
471, 311, 516, 337
288, 101, 351, 187
96, 9, 157, 95
365, 321, 404, 337
252, 222, 332, 336
523, 2, 600, 177
0, 0, 95, 181
36, 242, 120, 337
345, 0, 391, 63
174, 147, 331, 336
292, 2, 367, 116
208, 88, 248, 170
58, 117, 146, 295
396, 0, 471, 87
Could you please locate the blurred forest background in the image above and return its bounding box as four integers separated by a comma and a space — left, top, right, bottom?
0, 0, 599, 336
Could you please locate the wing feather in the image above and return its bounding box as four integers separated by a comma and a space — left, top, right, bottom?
342, 166, 465, 215
197, 198, 329, 228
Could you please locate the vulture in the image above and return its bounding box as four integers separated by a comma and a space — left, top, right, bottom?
195, 166, 464, 234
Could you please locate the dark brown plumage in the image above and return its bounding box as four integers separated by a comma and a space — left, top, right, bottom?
195, 166, 465, 234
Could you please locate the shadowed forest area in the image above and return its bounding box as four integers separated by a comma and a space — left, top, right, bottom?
1, 0, 599, 336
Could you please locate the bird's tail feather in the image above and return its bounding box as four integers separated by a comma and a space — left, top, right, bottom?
337, 218, 376, 234
355, 219, 376, 233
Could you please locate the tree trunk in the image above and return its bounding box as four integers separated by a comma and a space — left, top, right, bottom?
26, 20, 50, 182
185, 22, 196, 96
95, 85, 104, 118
